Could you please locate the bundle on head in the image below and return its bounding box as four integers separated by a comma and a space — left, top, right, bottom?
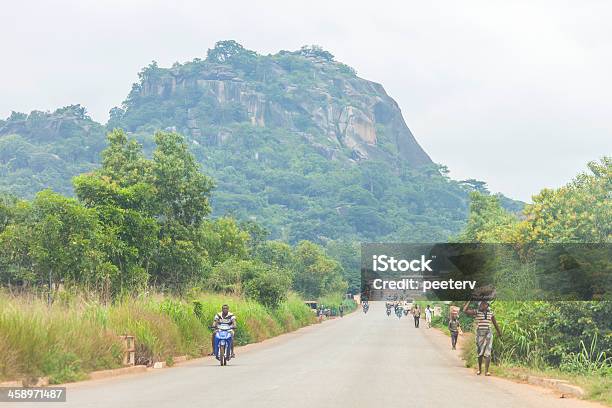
471, 285, 496, 301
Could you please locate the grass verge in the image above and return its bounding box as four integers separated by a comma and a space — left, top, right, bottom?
456, 332, 612, 406
0, 291, 316, 384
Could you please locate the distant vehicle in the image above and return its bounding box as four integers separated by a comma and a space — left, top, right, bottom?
304, 301, 318, 312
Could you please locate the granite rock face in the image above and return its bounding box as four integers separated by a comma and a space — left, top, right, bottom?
119, 44, 432, 167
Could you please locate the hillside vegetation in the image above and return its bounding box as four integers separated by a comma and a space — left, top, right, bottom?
0, 129, 348, 302
0, 41, 522, 253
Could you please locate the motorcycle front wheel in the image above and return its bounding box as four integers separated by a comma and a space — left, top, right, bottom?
219, 345, 226, 366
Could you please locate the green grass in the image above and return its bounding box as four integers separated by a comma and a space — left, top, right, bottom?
493, 364, 612, 406
0, 290, 316, 384
457, 330, 612, 406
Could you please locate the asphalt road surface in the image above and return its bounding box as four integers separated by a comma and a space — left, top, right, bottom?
18, 302, 602, 408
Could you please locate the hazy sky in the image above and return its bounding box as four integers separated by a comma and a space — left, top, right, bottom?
2, 0, 611, 202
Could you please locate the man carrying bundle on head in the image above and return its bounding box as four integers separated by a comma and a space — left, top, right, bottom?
463, 300, 502, 376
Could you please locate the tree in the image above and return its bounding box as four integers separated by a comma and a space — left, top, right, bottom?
254, 240, 294, 272
200, 217, 249, 265
325, 240, 360, 294
523, 157, 611, 244
292, 241, 347, 298
74, 129, 159, 294
28, 190, 106, 290
152, 131, 214, 226
206, 40, 256, 64
459, 179, 490, 194
455, 192, 518, 243
99, 129, 153, 189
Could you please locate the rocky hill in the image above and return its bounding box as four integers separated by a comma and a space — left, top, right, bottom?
0, 41, 522, 243
111, 41, 432, 167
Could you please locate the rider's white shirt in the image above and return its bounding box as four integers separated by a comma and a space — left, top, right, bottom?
214, 312, 236, 325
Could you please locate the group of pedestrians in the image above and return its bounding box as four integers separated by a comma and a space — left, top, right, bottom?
409, 304, 433, 328
379, 299, 502, 377
381, 299, 502, 377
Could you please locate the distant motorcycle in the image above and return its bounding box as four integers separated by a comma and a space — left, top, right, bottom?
396, 307, 403, 319
386, 307, 391, 316
213, 323, 234, 366
362, 303, 369, 314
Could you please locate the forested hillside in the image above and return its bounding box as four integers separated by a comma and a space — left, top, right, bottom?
0, 105, 106, 196
0, 41, 522, 248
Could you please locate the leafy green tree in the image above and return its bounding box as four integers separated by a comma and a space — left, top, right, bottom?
292, 241, 347, 298
28, 190, 107, 290
254, 240, 294, 272
200, 217, 249, 265
152, 131, 214, 226
150, 131, 215, 290
74, 129, 159, 294
455, 192, 518, 243
523, 157, 611, 244
325, 240, 360, 294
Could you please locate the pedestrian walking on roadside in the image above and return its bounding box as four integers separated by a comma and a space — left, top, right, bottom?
463, 300, 502, 376
425, 305, 433, 328
412, 305, 421, 328
448, 315, 461, 350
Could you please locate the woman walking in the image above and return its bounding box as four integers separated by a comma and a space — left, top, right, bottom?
462, 300, 502, 376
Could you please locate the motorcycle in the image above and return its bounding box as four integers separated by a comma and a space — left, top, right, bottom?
213, 323, 234, 366
362, 303, 369, 314
386, 307, 391, 316
396, 307, 403, 319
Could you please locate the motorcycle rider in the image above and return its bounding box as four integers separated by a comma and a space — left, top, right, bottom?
395, 304, 403, 318
211, 304, 237, 358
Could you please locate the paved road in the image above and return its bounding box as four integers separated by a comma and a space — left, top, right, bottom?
22, 302, 601, 408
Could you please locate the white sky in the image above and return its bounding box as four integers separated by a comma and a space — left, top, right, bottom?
2, 0, 611, 202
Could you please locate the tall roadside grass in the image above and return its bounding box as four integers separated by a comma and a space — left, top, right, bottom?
0, 291, 316, 384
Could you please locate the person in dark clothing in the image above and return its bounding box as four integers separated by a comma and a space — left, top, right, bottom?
448, 315, 461, 350
412, 305, 421, 328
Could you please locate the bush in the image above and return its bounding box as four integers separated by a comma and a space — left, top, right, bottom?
243, 266, 291, 308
